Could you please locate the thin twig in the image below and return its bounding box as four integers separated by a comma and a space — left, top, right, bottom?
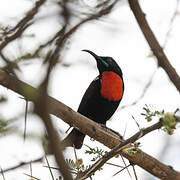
106, 162, 124, 168
30, 161, 32, 178
0, 167, 6, 180
74, 146, 78, 162
24, 99, 28, 141
24, 173, 41, 180
132, 165, 138, 180
120, 155, 132, 179
43, 165, 59, 171
45, 156, 55, 180
2, 156, 43, 173
112, 164, 131, 177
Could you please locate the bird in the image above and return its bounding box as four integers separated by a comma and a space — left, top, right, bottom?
62, 50, 124, 149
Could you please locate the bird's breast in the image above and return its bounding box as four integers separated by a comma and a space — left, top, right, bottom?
101, 71, 123, 101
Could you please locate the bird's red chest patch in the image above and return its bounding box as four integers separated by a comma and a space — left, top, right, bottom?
101, 71, 123, 101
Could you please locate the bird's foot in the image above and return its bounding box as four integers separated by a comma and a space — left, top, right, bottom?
100, 124, 123, 139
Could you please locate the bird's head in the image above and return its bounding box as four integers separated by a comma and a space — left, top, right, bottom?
82, 50, 122, 77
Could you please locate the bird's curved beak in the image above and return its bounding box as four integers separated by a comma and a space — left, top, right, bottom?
82, 50, 109, 74
82, 50, 101, 61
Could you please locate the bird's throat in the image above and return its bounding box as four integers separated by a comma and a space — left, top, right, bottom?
101, 71, 123, 101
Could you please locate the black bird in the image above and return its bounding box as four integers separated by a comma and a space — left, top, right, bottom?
62, 50, 124, 149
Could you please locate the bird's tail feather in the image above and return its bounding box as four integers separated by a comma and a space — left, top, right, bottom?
62, 128, 85, 149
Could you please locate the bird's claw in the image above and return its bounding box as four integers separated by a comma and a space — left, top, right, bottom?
100, 124, 123, 139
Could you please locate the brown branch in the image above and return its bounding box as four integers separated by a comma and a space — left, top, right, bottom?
128, 0, 180, 92
0, 70, 180, 180
35, 105, 73, 180
34, 85, 73, 180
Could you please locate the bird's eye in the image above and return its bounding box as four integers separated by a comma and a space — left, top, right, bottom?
101, 59, 109, 67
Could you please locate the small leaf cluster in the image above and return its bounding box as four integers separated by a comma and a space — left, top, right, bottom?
141, 105, 178, 135
122, 144, 141, 156
141, 104, 164, 122
162, 113, 177, 135
65, 158, 92, 174
85, 146, 108, 162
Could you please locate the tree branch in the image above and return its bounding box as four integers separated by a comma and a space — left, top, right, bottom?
0, 70, 180, 179
128, 0, 180, 92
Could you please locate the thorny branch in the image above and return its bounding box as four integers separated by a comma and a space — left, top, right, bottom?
75, 120, 163, 179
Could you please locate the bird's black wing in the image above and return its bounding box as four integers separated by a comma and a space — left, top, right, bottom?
77, 76, 101, 116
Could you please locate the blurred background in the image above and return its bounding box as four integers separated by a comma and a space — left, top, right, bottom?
0, 0, 179, 179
